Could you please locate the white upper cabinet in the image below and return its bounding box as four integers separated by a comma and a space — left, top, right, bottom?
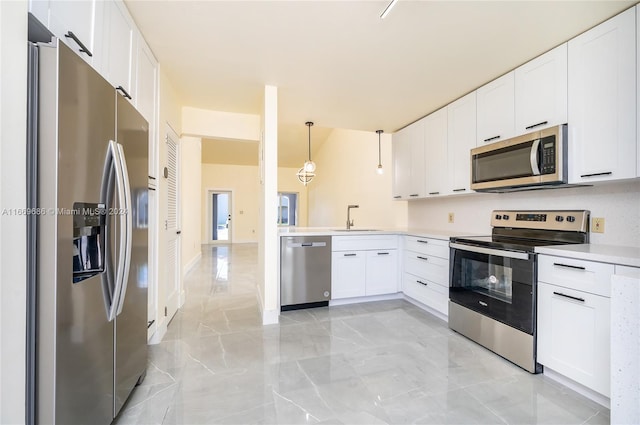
515, 43, 568, 134
28, 0, 49, 28
392, 126, 411, 199
135, 38, 159, 180
102, 0, 136, 102
447, 92, 476, 194
568, 7, 636, 183
476, 72, 515, 145
47, 0, 98, 67
423, 108, 448, 196
392, 119, 425, 199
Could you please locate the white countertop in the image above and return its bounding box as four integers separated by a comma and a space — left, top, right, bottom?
278, 227, 485, 241
536, 244, 640, 268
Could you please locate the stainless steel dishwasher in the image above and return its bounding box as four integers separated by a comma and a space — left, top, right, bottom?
280, 236, 332, 311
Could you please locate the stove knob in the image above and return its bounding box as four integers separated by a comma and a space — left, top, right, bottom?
555, 215, 564, 222
502, 214, 510, 220
495, 214, 502, 220
566, 215, 576, 223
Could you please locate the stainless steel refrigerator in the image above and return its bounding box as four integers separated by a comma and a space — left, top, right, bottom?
27, 33, 148, 424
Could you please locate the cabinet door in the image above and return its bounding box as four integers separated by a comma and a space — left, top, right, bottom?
28, 0, 49, 27
392, 126, 411, 199
537, 282, 610, 396
568, 8, 636, 183
331, 252, 366, 299
365, 250, 398, 296
135, 38, 159, 179
103, 0, 136, 101
408, 119, 426, 198
423, 108, 447, 196
447, 92, 476, 194
515, 43, 568, 134
476, 72, 515, 145
48, 0, 96, 66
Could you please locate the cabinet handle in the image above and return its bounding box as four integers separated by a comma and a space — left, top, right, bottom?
417, 280, 428, 286
553, 291, 585, 303
409, 194, 419, 197
64, 31, 93, 57
116, 85, 132, 100
417, 240, 429, 244
428, 192, 440, 195
525, 121, 548, 130
344, 253, 357, 257
393, 195, 401, 199
377, 252, 390, 256
553, 262, 586, 271
417, 256, 429, 261
580, 172, 612, 178
483, 135, 500, 142
453, 188, 466, 192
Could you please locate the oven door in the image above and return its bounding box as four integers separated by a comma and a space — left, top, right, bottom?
449, 243, 536, 334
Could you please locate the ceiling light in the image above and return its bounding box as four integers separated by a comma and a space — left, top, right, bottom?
376, 130, 384, 175
380, 0, 399, 19
297, 121, 316, 186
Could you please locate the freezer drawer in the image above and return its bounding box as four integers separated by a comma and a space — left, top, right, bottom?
280, 236, 332, 310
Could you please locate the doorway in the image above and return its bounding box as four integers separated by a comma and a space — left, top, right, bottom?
277, 192, 298, 226
209, 190, 232, 243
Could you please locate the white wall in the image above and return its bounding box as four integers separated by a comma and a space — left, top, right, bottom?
180, 136, 202, 273
408, 181, 640, 247
308, 128, 408, 229
0, 1, 27, 422
182, 106, 261, 141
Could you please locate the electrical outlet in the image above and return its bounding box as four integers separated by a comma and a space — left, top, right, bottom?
448, 212, 455, 223
592, 217, 605, 233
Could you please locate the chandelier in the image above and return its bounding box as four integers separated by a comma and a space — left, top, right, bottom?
297, 121, 316, 185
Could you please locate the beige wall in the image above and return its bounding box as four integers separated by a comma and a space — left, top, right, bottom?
154, 67, 182, 337
308, 128, 408, 228
180, 136, 202, 271
0, 1, 27, 421
182, 106, 261, 141
408, 181, 640, 247
201, 164, 307, 244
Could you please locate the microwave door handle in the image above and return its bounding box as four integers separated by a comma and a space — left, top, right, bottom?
530, 139, 541, 175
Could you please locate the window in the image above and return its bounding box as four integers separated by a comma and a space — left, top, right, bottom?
277, 193, 298, 226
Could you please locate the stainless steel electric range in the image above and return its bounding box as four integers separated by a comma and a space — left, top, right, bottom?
448, 210, 590, 373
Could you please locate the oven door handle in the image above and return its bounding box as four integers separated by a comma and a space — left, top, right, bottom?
450, 242, 530, 260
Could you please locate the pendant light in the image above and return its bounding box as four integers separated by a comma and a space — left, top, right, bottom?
297, 121, 316, 186
376, 129, 384, 175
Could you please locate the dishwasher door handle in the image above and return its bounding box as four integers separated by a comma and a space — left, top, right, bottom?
288, 242, 327, 248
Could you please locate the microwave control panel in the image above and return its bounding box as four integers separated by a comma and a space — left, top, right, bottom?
540, 135, 556, 174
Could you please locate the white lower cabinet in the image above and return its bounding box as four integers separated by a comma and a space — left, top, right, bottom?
331, 236, 398, 300
537, 254, 613, 397
402, 236, 449, 316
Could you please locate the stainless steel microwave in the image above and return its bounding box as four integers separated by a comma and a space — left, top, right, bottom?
471, 124, 567, 192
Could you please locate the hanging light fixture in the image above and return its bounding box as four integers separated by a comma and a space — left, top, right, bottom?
297, 121, 316, 185
376, 129, 384, 175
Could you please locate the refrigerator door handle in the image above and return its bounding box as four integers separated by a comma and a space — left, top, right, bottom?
108, 140, 129, 322
100, 142, 117, 317
115, 143, 133, 316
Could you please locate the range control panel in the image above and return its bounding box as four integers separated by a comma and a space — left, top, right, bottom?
491, 210, 589, 232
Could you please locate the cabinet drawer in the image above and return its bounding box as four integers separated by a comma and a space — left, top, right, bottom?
538, 255, 614, 297
404, 236, 449, 258
332, 235, 398, 251
404, 253, 448, 286
403, 272, 448, 316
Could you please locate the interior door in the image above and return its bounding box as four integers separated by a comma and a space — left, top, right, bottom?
165, 127, 180, 322
209, 190, 231, 243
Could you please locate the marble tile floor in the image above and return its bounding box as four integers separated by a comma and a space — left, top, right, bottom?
115, 243, 610, 425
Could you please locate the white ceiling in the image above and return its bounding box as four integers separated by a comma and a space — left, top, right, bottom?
125, 0, 635, 160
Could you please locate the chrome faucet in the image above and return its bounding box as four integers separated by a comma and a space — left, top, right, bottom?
346, 205, 359, 230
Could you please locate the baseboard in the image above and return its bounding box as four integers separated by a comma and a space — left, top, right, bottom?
403, 294, 448, 323
543, 367, 610, 409
183, 252, 201, 276
148, 317, 168, 345
329, 292, 403, 306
